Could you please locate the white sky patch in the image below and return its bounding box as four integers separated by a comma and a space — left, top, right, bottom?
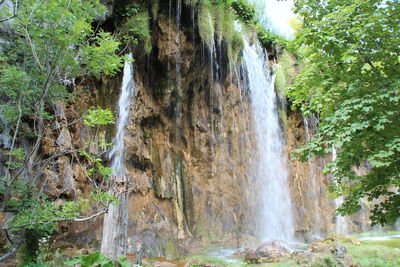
250, 0, 296, 39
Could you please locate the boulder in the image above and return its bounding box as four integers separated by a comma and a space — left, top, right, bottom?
237, 240, 291, 263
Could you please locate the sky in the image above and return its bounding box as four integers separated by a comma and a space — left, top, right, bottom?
250, 0, 296, 39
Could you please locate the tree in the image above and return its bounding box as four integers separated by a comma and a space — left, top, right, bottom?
0, 0, 124, 261
287, 0, 400, 225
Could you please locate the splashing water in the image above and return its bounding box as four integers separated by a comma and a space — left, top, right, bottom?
242, 40, 295, 242
101, 53, 135, 258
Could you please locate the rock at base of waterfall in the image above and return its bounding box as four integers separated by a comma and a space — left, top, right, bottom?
237, 240, 291, 263
291, 237, 361, 267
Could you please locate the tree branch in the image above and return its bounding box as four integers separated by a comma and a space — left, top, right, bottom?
0, 0, 18, 23
4, 206, 111, 231
0, 237, 22, 262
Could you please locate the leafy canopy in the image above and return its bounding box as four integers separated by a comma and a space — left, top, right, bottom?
0, 0, 122, 127
0, 0, 124, 261
287, 0, 400, 225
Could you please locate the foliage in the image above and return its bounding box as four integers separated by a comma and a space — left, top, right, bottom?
198, 3, 215, 45
197, 0, 244, 63
287, 0, 400, 225
83, 108, 115, 127
275, 50, 297, 93
257, 24, 288, 50
0, 0, 124, 261
118, 3, 152, 54
228, 0, 256, 24
0, 0, 122, 128
195, 0, 285, 62
64, 252, 130, 267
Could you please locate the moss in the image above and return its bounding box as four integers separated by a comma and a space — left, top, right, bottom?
192, 218, 224, 246
229, 30, 244, 63
184, 0, 200, 6
197, 0, 244, 63
163, 240, 180, 258
198, 4, 215, 46
275, 50, 297, 93
150, 0, 159, 20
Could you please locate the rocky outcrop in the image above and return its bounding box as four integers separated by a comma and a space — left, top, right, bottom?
290, 236, 361, 267
237, 240, 291, 263
285, 110, 337, 239
237, 236, 361, 266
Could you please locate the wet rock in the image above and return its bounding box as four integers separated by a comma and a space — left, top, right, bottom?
56, 127, 73, 149
334, 243, 347, 258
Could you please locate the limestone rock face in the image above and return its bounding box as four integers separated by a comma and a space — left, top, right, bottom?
285, 109, 371, 237
285, 110, 337, 238
119, 7, 256, 255
32, 3, 256, 256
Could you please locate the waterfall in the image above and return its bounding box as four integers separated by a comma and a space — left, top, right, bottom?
242, 40, 294, 242
101, 53, 135, 258
331, 145, 349, 235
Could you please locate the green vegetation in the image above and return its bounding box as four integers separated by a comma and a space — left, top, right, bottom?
229, 0, 256, 24
268, 235, 400, 267
0, 0, 124, 262
197, 0, 244, 63
257, 25, 288, 50
346, 241, 400, 266
180, 255, 249, 267
195, 0, 287, 63
118, 3, 152, 54
288, 0, 400, 225
275, 50, 297, 93
64, 251, 130, 267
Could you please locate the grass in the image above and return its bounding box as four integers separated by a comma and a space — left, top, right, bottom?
169, 236, 400, 266
346, 241, 400, 266
179, 255, 249, 267
363, 238, 400, 248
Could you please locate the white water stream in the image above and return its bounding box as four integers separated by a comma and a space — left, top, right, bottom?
101, 53, 135, 258
242, 40, 295, 242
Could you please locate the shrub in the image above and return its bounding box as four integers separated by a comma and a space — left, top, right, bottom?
119, 4, 152, 54
229, 0, 256, 24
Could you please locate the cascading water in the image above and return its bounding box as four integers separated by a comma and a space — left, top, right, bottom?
242, 40, 295, 242
331, 145, 349, 234
101, 53, 135, 258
